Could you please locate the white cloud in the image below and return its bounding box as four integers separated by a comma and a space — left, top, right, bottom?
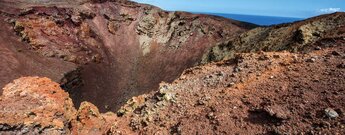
132, 0, 157, 2
319, 8, 341, 13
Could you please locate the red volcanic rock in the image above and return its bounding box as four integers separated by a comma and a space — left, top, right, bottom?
0, 77, 76, 134
0, 14, 78, 96
0, 77, 117, 134
71, 101, 117, 134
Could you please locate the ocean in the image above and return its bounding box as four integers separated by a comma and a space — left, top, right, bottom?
205, 13, 304, 26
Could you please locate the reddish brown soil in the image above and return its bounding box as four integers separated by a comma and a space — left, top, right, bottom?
112, 45, 345, 134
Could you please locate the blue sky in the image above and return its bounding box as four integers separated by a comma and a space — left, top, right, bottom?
131, 0, 345, 18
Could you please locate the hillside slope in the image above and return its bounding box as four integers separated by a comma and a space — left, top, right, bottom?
202, 12, 345, 63
112, 45, 345, 134
0, 45, 343, 134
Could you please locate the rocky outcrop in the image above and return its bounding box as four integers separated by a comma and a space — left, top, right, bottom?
0, 77, 76, 134
71, 102, 117, 134
201, 12, 345, 63
0, 0, 255, 111
0, 77, 116, 134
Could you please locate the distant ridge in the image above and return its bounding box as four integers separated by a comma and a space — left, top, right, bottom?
196, 12, 304, 26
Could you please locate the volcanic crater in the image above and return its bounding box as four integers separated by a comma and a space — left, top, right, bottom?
0, 0, 255, 112
1, 0, 345, 134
